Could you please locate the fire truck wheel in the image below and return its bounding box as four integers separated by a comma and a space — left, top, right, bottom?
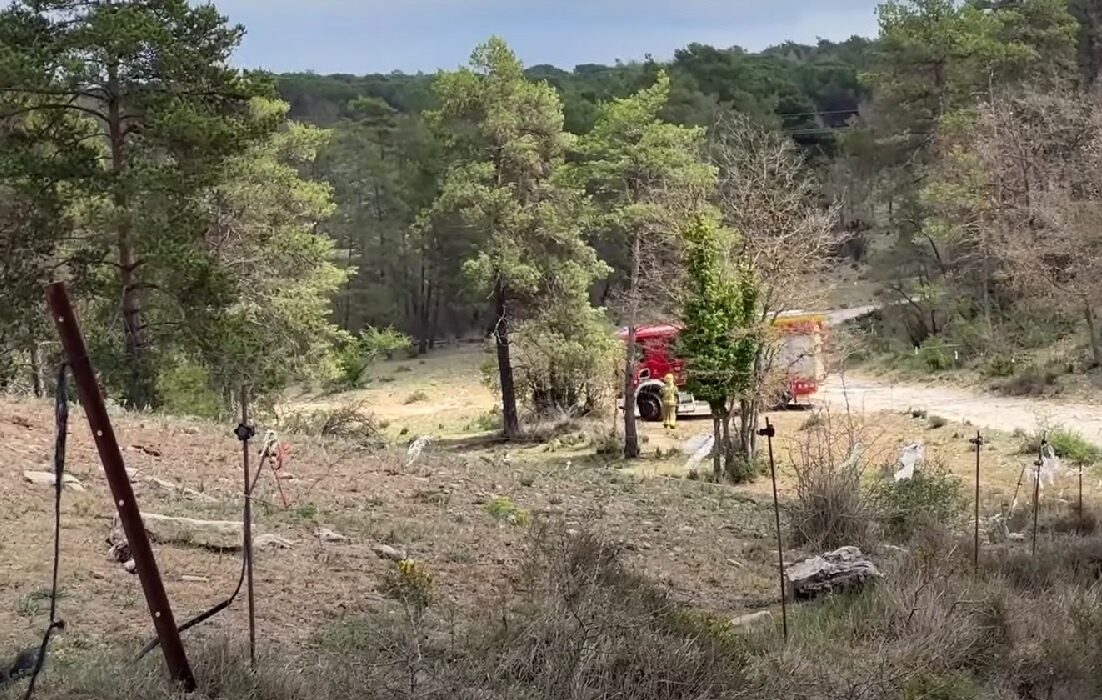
637, 390, 662, 422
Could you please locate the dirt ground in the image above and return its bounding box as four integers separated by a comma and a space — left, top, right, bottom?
1, 346, 1097, 667
821, 372, 1102, 444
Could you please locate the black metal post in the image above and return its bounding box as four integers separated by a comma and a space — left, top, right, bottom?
1033, 438, 1046, 557
236, 388, 257, 668
758, 418, 788, 643
970, 432, 983, 573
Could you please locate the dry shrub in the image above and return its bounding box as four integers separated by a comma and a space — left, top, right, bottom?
756, 542, 1011, 700
281, 401, 379, 447
479, 522, 751, 699
15, 639, 319, 700
789, 417, 875, 549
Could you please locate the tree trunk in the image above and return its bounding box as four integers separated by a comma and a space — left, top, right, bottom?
622, 231, 643, 459
429, 287, 442, 350
494, 280, 520, 439
29, 341, 42, 399
739, 397, 759, 464
1086, 302, 1101, 368
721, 407, 734, 478
108, 71, 152, 409
712, 412, 722, 482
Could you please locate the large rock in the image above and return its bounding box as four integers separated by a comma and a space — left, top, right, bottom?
785, 546, 882, 601
24, 470, 85, 492
141, 513, 247, 551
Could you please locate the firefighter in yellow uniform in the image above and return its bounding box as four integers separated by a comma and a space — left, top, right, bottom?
660, 373, 678, 430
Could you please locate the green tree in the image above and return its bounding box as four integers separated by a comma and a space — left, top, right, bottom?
564, 71, 715, 458
427, 38, 608, 438
191, 99, 350, 404
677, 213, 757, 481
0, 0, 274, 407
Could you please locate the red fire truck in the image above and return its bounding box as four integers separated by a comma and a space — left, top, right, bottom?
617, 314, 828, 421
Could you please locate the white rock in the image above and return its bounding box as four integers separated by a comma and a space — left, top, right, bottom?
731, 610, 774, 630
23, 470, 85, 492
372, 543, 406, 561
141, 513, 247, 550
786, 546, 882, 601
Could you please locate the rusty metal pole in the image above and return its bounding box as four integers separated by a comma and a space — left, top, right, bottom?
46, 282, 195, 690
758, 418, 788, 643
970, 432, 983, 574
238, 386, 257, 668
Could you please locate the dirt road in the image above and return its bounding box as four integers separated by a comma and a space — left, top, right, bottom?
819, 373, 1102, 442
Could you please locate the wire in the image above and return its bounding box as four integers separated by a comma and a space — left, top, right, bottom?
135, 445, 271, 661
21, 364, 69, 700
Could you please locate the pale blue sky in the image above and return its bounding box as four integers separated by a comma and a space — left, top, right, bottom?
208, 1, 883, 74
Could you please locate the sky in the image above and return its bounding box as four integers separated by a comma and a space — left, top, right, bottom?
208, 1, 884, 75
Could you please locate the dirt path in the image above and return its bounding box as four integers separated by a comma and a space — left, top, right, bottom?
819, 373, 1102, 442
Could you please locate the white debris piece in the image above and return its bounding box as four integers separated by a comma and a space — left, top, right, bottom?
406, 435, 433, 466
1029, 443, 1062, 492
893, 443, 925, 482
681, 433, 715, 471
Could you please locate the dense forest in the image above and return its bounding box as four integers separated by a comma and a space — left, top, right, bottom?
5, 0, 1102, 441
277, 37, 874, 344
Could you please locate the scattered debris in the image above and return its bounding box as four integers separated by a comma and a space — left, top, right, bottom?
181, 575, 209, 583
106, 529, 135, 573
406, 435, 433, 466
148, 476, 217, 503
786, 546, 882, 601
131, 444, 163, 458
1008, 532, 1026, 542
681, 433, 715, 471
316, 528, 348, 544
23, 470, 85, 492
893, 443, 925, 482
372, 543, 407, 561
255, 534, 296, 550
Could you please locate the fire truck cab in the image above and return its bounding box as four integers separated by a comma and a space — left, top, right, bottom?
617, 314, 827, 422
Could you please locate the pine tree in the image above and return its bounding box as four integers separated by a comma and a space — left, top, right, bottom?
426, 38, 608, 438
0, 0, 275, 407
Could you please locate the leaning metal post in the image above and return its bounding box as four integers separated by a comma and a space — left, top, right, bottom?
46, 282, 196, 690
758, 418, 788, 643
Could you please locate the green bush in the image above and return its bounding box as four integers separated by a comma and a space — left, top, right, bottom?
1019, 427, 1102, 465
927, 414, 948, 429
332, 327, 413, 389
916, 339, 953, 372
983, 353, 1016, 378
487, 306, 619, 417
155, 360, 223, 420
868, 466, 966, 543
359, 326, 412, 360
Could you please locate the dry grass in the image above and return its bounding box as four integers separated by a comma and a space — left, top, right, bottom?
5, 347, 1102, 698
